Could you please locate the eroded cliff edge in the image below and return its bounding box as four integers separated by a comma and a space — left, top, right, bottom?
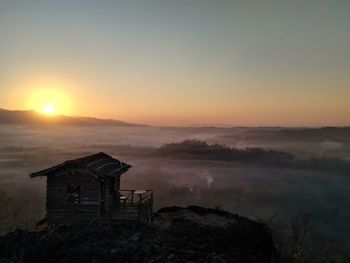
0, 206, 276, 263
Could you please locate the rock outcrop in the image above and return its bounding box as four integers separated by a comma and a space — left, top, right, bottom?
0, 206, 276, 263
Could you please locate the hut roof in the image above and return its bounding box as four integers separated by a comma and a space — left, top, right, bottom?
30, 152, 131, 178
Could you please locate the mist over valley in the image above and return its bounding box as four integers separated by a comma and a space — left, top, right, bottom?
1, 124, 350, 251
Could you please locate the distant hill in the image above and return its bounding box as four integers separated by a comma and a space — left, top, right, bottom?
220, 127, 350, 143
0, 108, 145, 127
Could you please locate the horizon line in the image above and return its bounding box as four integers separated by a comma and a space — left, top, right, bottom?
1, 107, 350, 129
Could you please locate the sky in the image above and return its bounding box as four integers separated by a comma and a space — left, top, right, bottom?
0, 0, 349, 126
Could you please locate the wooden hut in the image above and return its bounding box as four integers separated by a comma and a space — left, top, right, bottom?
30, 152, 153, 225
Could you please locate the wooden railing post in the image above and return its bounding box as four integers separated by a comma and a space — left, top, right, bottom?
117, 189, 153, 224
131, 190, 134, 204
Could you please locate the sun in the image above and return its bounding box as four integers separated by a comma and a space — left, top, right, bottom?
28, 89, 71, 116
43, 104, 56, 115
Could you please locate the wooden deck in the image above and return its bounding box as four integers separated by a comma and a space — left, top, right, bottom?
113, 189, 153, 224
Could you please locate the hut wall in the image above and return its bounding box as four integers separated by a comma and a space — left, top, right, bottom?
105, 176, 121, 212
46, 169, 101, 225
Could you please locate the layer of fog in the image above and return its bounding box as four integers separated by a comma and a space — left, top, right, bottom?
1, 125, 349, 158
1, 125, 350, 247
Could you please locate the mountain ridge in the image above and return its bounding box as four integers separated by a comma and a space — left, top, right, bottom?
0, 108, 146, 127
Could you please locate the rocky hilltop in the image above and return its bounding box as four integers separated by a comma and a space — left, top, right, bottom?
0, 206, 276, 263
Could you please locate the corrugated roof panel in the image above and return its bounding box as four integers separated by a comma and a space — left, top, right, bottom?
30, 152, 131, 178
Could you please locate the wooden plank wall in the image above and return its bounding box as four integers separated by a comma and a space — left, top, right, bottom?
46, 169, 101, 225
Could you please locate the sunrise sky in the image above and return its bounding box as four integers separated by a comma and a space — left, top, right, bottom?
1, 0, 349, 126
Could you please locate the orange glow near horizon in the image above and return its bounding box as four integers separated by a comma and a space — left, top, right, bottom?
1, 74, 349, 127
27, 88, 71, 116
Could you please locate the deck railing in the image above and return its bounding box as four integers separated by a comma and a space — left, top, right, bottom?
118, 189, 153, 223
